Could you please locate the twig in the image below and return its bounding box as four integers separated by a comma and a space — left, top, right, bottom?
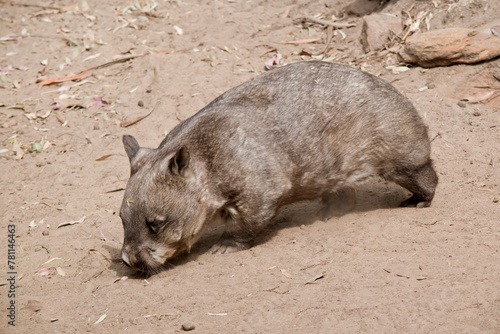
263, 286, 289, 294
92, 53, 149, 71
118, 99, 158, 127
36, 244, 51, 254
41, 53, 150, 87
84, 268, 105, 283
11, 3, 61, 10
89, 249, 111, 263
313, 25, 334, 56
300, 260, 330, 271
305, 17, 356, 28
278, 38, 321, 44
430, 132, 441, 143
105, 188, 125, 193
473, 86, 500, 90
41, 199, 64, 210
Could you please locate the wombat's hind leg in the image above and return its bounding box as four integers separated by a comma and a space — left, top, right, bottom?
387, 160, 438, 208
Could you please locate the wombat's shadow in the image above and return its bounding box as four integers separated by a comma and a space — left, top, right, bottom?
188, 178, 410, 260
105, 178, 410, 278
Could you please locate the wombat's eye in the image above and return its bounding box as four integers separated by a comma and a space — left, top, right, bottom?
146, 219, 165, 234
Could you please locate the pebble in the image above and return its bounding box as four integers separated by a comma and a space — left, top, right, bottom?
181, 323, 196, 331
457, 101, 467, 108
138, 100, 144, 107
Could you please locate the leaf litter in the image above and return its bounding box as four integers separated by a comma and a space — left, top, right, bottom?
57, 216, 86, 228
40, 53, 150, 87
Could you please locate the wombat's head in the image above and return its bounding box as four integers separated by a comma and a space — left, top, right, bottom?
120, 135, 207, 274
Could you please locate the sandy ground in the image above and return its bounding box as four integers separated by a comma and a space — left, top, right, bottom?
1, 0, 499, 332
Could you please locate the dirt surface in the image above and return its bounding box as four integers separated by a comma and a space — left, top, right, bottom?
1, 0, 500, 332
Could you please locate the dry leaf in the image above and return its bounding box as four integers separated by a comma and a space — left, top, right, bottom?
94, 314, 106, 325
91, 96, 108, 107
83, 53, 101, 62
41, 69, 93, 87
41, 258, 62, 266
38, 268, 51, 276
280, 269, 294, 279
42, 141, 52, 151
305, 274, 324, 284
57, 216, 86, 228
265, 54, 282, 70
174, 25, 183, 35
55, 267, 66, 276
95, 154, 112, 161
462, 91, 497, 104
387, 66, 410, 74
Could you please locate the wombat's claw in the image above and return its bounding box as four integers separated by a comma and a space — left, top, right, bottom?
210, 239, 251, 254
210, 243, 240, 254
400, 197, 431, 208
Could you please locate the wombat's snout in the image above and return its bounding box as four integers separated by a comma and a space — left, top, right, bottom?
121, 244, 170, 274
121, 245, 150, 271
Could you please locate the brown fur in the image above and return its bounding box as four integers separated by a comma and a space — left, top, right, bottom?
119, 61, 438, 274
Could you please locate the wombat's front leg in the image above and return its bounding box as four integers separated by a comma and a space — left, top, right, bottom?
210, 209, 272, 254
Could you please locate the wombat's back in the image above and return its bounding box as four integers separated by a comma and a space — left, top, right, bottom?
164, 61, 432, 193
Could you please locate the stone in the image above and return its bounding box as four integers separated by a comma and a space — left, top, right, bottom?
360, 13, 402, 52
399, 28, 500, 68
344, 0, 385, 17
181, 323, 196, 331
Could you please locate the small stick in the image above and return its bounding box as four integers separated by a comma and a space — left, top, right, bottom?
312, 25, 334, 56
473, 86, 500, 90
41, 53, 150, 87
430, 132, 441, 143
11, 3, 61, 10
118, 102, 157, 127
306, 16, 356, 28
84, 268, 105, 283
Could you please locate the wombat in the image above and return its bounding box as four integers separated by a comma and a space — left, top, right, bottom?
120, 61, 437, 274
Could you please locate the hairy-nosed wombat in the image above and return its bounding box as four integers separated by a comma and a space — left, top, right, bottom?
120, 61, 438, 274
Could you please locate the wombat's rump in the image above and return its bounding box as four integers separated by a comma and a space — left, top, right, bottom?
119, 61, 437, 274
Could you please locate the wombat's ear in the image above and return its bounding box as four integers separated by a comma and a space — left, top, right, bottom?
169, 147, 190, 177
123, 135, 140, 163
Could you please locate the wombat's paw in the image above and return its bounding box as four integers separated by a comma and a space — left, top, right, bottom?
210, 239, 251, 254
399, 197, 431, 208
